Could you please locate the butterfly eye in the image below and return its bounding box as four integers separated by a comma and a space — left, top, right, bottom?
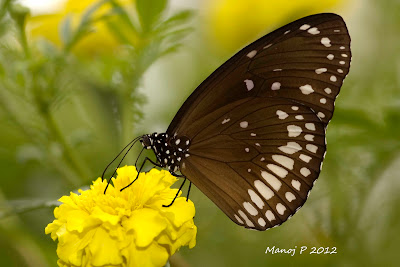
141, 135, 152, 148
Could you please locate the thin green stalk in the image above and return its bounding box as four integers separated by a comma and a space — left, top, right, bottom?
18, 18, 29, 58
44, 110, 90, 183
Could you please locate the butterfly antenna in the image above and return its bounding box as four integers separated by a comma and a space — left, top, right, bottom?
103, 136, 141, 194
135, 147, 145, 168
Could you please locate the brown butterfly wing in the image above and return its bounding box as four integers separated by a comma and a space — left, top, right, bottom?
165, 13, 351, 230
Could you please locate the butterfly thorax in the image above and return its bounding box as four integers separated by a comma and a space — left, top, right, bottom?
141, 133, 190, 173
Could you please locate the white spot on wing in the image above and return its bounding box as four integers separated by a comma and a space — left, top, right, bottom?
295, 115, 304, 120
321, 37, 331, 47
305, 123, 316, 131
315, 68, 327, 74
285, 192, 296, 202
243, 202, 258, 216
272, 155, 294, 170
276, 203, 286, 215
254, 180, 274, 200
240, 121, 249, 128
278, 142, 302, 154
267, 164, 288, 178
261, 171, 282, 191
287, 125, 302, 137
299, 84, 314, 95
330, 75, 337, 82
238, 210, 254, 227
300, 24, 311, 30
307, 27, 320, 35
234, 214, 244, 224
276, 110, 288, 120
248, 189, 264, 209
327, 54, 334, 60
247, 50, 257, 58
299, 154, 312, 163
320, 98, 327, 104
291, 180, 301, 191
258, 217, 266, 227
306, 144, 318, 153
271, 82, 281, 90
324, 88, 332, 94
244, 79, 254, 91
304, 134, 314, 141
300, 167, 311, 177
265, 210, 276, 221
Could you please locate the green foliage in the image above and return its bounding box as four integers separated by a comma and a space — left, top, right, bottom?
0, 1, 193, 264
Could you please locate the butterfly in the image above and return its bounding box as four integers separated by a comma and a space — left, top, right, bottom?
105, 13, 351, 231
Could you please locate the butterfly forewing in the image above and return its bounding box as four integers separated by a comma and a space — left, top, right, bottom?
161, 13, 351, 230
168, 13, 350, 137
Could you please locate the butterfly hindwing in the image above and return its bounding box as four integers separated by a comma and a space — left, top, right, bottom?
180, 98, 326, 230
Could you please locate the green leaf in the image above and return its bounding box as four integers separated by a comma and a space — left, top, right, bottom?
59, 14, 73, 47
155, 10, 194, 34
161, 27, 193, 44
136, 0, 167, 32
108, 0, 138, 35
79, 0, 108, 26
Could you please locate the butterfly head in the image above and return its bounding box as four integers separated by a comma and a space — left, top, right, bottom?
140, 133, 157, 149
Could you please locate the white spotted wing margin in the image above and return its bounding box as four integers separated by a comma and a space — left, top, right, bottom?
180, 97, 326, 230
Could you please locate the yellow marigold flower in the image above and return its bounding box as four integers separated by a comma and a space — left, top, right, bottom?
205, 0, 345, 51
27, 0, 132, 55
45, 166, 197, 267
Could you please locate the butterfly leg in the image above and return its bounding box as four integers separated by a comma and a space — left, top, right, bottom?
186, 181, 192, 202
120, 157, 161, 191
134, 147, 145, 169
163, 177, 187, 207
170, 171, 185, 177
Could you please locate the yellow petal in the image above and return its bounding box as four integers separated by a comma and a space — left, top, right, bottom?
91, 206, 120, 226
88, 227, 123, 266
123, 208, 167, 248
122, 240, 169, 267
66, 210, 100, 233
56, 228, 95, 266
159, 198, 196, 228
45, 220, 63, 241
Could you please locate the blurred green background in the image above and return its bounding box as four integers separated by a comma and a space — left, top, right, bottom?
0, 0, 399, 266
